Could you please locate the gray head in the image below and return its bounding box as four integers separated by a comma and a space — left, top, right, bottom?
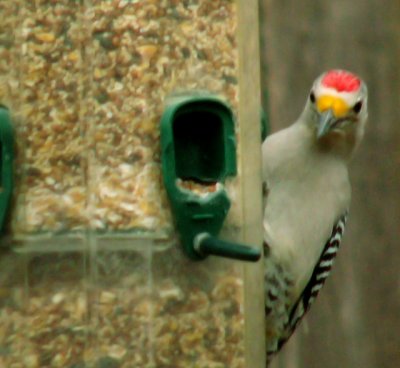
303, 69, 368, 156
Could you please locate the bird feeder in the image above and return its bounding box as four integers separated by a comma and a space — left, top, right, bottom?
160, 94, 261, 262
0, 107, 13, 233
0, 1, 265, 367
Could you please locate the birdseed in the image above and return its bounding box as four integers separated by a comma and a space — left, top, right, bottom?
0, 0, 239, 237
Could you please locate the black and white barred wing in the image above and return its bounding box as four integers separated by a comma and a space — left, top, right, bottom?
278, 212, 349, 350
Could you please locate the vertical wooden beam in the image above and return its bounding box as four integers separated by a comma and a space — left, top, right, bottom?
237, 0, 266, 367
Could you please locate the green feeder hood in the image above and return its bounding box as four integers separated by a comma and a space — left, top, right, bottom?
0, 107, 14, 234
160, 93, 261, 262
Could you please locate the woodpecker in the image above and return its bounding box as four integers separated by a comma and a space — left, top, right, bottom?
262, 70, 368, 364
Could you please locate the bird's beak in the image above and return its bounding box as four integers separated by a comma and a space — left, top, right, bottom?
316, 95, 349, 138
317, 109, 337, 138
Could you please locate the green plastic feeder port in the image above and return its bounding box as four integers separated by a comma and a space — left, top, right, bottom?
0, 107, 14, 234
160, 94, 261, 262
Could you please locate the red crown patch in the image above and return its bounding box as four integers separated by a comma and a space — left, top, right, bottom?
322, 70, 361, 92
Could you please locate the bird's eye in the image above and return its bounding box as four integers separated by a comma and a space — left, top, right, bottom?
309, 92, 316, 103
353, 101, 363, 113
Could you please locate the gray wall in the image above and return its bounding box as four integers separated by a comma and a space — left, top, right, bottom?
260, 0, 400, 367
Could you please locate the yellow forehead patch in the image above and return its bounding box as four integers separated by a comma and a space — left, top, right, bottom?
317, 95, 349, 118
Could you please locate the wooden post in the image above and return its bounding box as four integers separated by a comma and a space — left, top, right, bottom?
238, 0, 266, 367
